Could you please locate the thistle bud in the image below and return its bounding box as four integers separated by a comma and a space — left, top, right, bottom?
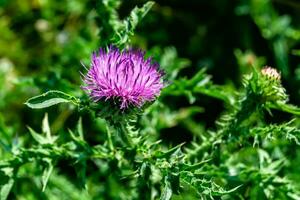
261, 66, 281, 81
259, 66, 287, 103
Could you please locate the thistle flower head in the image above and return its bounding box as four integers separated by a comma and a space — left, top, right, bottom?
82, 47, 164, 109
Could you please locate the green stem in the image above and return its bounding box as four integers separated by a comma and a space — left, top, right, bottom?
106, 124, 114, 151
119, 122, 134, 148
106, 118, 134, 148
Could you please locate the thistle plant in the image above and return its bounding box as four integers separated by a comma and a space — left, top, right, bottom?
1, 1, 300, 200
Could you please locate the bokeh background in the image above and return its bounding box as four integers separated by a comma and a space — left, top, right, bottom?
1, 0, 300, 199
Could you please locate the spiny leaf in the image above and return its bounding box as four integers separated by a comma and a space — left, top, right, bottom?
162, 69, 235, 105
68, 129, 85, 146
114, 1, 154, 47
181, 159, 211, 171
250, 121, 300, 145
159, 47, 190, 81
28, 126, 49, 145
154, 143, 185, 159
28, 122, 57, 145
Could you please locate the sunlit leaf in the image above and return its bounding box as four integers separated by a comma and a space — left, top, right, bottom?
25, 90, 79, 109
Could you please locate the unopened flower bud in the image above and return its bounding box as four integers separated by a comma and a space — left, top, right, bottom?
261, 66, 281, 81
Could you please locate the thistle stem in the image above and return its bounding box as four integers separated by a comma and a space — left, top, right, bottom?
119, 122, 134, 148
106, 119, 134, 148
106, 124, 114, 151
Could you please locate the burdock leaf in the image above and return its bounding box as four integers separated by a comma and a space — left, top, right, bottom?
25, 90, 79, 109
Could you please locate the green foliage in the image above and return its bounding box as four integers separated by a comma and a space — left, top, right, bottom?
0, 0, 300, 199
96, 0, 154, 47
25, 91, 80, 109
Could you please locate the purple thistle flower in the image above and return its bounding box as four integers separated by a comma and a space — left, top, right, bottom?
82, 47, 164, 109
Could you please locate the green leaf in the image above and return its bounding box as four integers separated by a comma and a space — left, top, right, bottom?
68, 129, 86, 146
268, 102, 300, 116
42, 159, 54, 192
28, 126, 49, 145
75, 160, 87, 189
42, 113, 51, 140
168, 173, 180, 195
181, 159, 211, 171
0, 168, 14, 200
0, 178, 14, 200
25, 90, 79, 109
126, 1, 154, 30
160, 177, 172, 200
187, 69, 209, 87
114, 1, 154, 47
28, 115, 57, 144
159, 47, 190, 81
154, 143, 185, 159
76, 118, 84, 140
162, 69, 235, 105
